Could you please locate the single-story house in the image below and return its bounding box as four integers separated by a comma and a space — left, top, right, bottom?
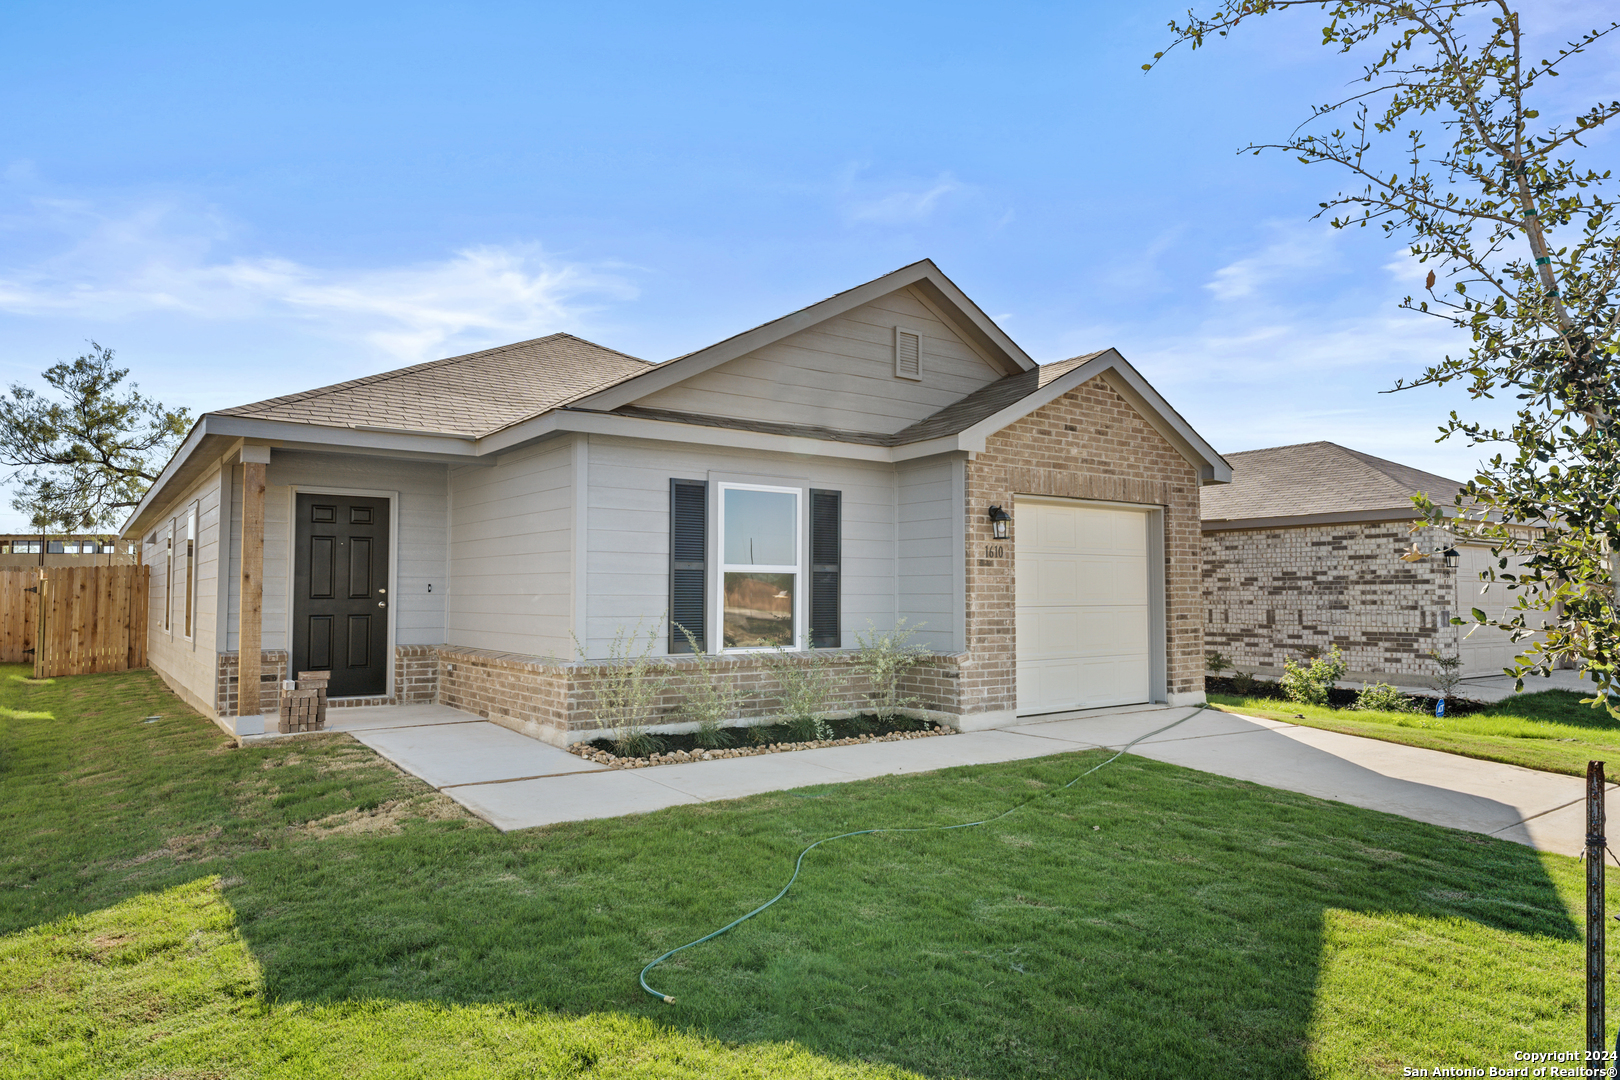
1201, 441, 1537, 683
121, 260, 1230, 742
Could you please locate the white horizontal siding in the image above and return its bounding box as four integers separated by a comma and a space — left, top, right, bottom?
897, 457, 959, 653
145, 462, 225, 711
446, 439, 574, 659
629, 288, 1004, 435
584, 435, 904, 657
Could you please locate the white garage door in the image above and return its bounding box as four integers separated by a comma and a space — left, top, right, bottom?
1015, 499, 1153, 715
1455, 543, 1542, 677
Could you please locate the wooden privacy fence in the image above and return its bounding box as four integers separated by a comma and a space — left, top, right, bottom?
0, 565, 149, 676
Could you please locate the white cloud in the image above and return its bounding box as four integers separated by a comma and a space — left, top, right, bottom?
838, 167, 966, 225
1203, 223, 1342, 301
0, 197, 635, 364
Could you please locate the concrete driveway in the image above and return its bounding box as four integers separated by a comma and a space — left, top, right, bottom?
323, 702, 1610, 859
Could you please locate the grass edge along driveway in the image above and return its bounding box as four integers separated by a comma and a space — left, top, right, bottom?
0, 664, 1610, 1078
1208, 688, 1618, 779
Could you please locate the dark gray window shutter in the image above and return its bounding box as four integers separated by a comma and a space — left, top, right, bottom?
809, 488, 841, 648
669, 479, 707, 653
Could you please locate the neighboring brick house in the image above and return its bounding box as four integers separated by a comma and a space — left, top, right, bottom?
1201, 441, 1533, 683
121, 260, 1230, 743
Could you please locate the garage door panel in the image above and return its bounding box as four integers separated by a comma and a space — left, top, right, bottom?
1455, 543, 1544, 677
1015, 499, 1153, 715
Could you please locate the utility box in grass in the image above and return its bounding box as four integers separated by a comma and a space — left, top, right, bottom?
278, 671, 330, 733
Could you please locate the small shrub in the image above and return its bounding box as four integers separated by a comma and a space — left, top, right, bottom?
854, 618, 928, 725
784, 715, 834, 742
1430, 651, 1464, 698
1281, 645, 1347, 707
766, 646, 844, 736
575, 621, 669, 758
1353, 682, 1416, 713
1205, 650, 1233, 676
747, 723, 776, 746
1230, 669, 1260, 696
678, 627, 740, 748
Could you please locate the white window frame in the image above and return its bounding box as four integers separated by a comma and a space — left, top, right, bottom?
182, 504, 197, 642
163, 524, 174, 635
715, 482, 805, 653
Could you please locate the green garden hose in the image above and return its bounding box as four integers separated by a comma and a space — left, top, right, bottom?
639, 708, 1201, 1003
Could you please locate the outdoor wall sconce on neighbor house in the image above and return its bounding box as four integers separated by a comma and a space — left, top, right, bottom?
988, 505, 1012, 540
1399, 542, 1461, 569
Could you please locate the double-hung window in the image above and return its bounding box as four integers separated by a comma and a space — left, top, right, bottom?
718, 484, 802, 650
668, 478, 842, 655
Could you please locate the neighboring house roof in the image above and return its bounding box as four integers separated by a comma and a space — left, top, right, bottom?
217, 333, 651, 438
1201, 441, 1464, 530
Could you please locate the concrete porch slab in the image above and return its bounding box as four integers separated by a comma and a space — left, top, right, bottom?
326, 704, 490, 733
352, 720, 606, 789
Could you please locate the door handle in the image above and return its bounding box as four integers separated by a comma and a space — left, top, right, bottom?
378, 601, 386, 608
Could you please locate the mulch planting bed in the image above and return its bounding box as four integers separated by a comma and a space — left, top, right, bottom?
568, 714, 955, 769
1204, 675, 1487, 716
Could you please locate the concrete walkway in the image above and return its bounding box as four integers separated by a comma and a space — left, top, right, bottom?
327, 702, 1609, 859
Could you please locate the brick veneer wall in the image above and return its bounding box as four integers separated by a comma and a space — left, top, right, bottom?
963, 375, 1206, 713
435, 644, 964, 746
394, 644, 439, 705
1202, 521, 1458, 679
215, 650, 289, 716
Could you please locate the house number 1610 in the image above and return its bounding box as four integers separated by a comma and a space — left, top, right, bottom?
983, 544, 1005, 559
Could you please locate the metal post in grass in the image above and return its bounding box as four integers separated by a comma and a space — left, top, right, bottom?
1587, 760, 1606, 1060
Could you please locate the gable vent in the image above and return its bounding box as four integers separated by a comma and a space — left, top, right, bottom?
894, 328, 922, 381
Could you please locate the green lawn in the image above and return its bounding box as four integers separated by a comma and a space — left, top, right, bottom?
1209, 689, 1619, 778
0, 663, 1608, 1078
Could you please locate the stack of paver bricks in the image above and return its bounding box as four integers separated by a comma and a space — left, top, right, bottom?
278, 671, 330, 733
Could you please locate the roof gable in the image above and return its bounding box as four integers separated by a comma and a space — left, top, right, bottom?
620, 285, 1011, 436
217, 333, 650, 438
565, 259, 1033, 415
1201, 442, 1463, 524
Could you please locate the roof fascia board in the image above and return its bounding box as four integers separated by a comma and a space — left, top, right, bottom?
904, 276, 1029, 376
207, 415, 480, 457
481, 409, 898, 463
567, 261, 1034, 413
121, 418, 216, 537
1202, 507, 1425, 532
949, 352, 1230, 482
121, 414, 483, 537
1096, 368, 1232, 484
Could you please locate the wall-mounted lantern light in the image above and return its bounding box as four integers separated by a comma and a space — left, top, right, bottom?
1442, 547, 1460, 569
988, 504, 1011, 540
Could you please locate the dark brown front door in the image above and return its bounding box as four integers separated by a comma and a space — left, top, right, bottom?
293, 493, 390, 698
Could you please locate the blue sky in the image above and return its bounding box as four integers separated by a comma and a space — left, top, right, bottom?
1, 0, 1615, 532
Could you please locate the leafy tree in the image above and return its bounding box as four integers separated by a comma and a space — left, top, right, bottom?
1152, 2, 1620, 709
0, 343, 191, 532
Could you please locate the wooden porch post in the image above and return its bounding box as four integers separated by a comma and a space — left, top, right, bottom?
238, 447, 269, 717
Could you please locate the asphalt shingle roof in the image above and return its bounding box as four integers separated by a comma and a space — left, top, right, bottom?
1200, 441, 1464, 523
217, 333, 651, 438
219, 328, 1102, 447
